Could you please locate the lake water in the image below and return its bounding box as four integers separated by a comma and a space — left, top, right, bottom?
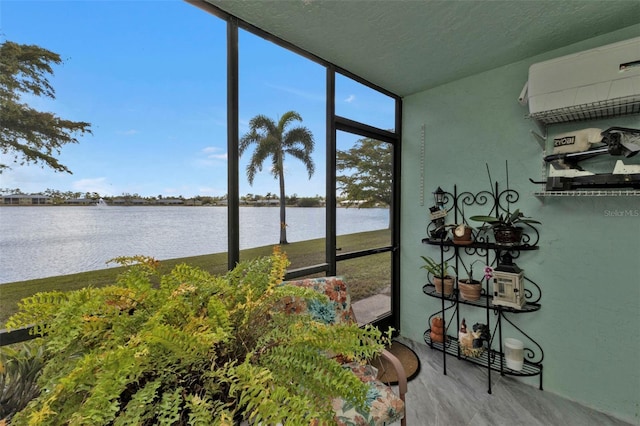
0, 206, 389, 284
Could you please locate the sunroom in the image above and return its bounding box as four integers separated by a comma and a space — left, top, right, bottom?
189, 1, 640, 424
1, 0, 638, 424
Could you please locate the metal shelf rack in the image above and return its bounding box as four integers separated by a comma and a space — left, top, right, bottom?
422, 185, 544, 394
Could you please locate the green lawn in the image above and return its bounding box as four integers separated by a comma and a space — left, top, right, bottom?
0, 229, 391, 327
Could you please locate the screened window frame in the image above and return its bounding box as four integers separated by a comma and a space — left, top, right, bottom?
187, 0, 402, 330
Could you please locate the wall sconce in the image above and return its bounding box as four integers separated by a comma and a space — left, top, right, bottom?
433, 186, 445, 206
492, 253, 525, 309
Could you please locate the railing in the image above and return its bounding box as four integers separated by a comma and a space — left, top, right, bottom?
0, 326, 37, 346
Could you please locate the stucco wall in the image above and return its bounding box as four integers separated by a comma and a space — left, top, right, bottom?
400, 25, 640, 423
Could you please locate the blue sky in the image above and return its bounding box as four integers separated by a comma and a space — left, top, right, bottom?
1, 0, 395, 198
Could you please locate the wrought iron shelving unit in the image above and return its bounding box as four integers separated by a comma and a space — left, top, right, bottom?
422, 185, 544, 394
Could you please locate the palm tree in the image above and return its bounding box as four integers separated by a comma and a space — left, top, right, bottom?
239, 111, 315, 244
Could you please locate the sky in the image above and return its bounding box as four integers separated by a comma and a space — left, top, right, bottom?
0, 0, 395, 198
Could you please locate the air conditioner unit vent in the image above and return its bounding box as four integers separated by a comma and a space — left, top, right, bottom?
529, 94, 640, 125
526, 37, 640, 125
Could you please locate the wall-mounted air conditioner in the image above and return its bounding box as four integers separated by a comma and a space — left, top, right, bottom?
524, 36, 640, 125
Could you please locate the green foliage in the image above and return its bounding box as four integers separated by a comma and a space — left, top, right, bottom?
297, 196, 322, 207
0, 40, 92, 174
5, 248, 388, 425
420, 255, 453, 278
0, 342, 45, 421
337, 137, 392, 208
469, 208, 541, 228
239, 110, 315, 244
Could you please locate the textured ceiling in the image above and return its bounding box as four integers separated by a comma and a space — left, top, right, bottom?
200, 0, 639, 97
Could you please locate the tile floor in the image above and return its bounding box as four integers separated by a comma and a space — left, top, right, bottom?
393, 337, 634, 426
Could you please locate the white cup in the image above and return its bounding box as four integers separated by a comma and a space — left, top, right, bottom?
504, 338, 524, 371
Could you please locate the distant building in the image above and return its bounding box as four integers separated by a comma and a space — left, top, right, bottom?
156, 198, 184, 205
2, 194, 52, 205
111, 197, 148, 205
64, 198, 95, 205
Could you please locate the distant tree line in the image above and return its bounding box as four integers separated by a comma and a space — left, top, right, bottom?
0, 188, 330, 207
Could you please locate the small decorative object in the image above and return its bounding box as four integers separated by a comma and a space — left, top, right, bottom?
420, 256, 454, 296
458, 319, 490, 357
452, 223, 473, 245
504, 338, 525, 371
428, 187, 448, 240
430, 316, 446, 343
491, 253, 526, 309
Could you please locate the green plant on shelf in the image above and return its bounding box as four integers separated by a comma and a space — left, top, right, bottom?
420, 256, 453, 278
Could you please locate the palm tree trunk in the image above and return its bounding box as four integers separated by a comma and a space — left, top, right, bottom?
278, 166, 288, 245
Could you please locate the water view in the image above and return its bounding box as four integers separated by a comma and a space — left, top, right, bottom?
0, 206, 389, 284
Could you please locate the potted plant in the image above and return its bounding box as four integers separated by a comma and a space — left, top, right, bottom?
420, 255, 454, 296
4, 248, 389, 425
470, 209, 540, 246
457, 259, 491, 301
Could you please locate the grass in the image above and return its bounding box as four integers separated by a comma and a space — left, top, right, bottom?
0, 229, 391, 327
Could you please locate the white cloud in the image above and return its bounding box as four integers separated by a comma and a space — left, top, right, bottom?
344, 94, 356, 103
202, 146, 227, 160
72, 177, 114, 195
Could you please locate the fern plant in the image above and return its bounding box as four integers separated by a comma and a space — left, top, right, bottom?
5, 247, 389, 425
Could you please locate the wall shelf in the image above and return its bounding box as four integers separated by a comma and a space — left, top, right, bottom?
533, 189, 640, 197
422, 284, 541, 313
423, 333, 544, 381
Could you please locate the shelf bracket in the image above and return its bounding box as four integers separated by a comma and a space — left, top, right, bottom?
530, 130, 546, 149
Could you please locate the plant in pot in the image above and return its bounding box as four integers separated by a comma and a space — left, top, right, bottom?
4, 248, 390, 425
420, 256, 454, 296
456, 259, 488, 301
470, 209, 540, 246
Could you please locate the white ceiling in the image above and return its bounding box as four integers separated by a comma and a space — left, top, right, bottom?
201, 0, 639, 97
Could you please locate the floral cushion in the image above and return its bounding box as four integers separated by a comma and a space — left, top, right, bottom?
333, 363, 405, 426
281, 276, 357, 325
282, 277, 405, 426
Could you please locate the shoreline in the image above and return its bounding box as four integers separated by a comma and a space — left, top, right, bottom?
0, 229, 391, 326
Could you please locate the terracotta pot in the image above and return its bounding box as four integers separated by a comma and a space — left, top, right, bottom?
493, 226, 523, 246
433, 276, 454, 296
459, 279, 482, 301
